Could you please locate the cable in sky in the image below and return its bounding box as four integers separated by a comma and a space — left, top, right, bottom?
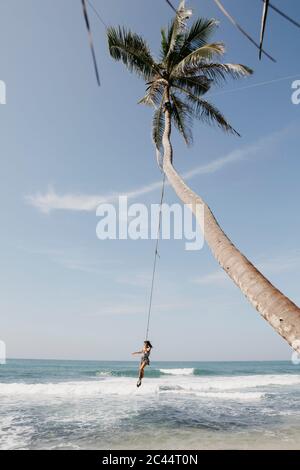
87, 0, 108, 29
263, 0, 300, 29
212, 0, 276, 62
259, 1, 270, 60
81, 0, 101, 86
206, 73, 300, 99
165, 0, 177, 13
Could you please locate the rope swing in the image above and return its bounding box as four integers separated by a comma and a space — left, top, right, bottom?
144, 172, 166, 340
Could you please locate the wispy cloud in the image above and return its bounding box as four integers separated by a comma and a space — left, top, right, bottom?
22, 246, 115, 274
115, 272, 152, 288
193, 270, 228, 285
26, 181, 163, 214
87, 299, 197, 317
26, 124, 294, 213
193, 250, 300, 286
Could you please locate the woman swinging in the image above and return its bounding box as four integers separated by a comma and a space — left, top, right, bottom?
132, 340, 153, 387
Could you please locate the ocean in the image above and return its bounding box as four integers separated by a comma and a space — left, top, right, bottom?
0, 359, 300, 450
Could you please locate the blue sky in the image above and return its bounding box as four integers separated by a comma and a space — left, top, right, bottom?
0, 0, 300, 361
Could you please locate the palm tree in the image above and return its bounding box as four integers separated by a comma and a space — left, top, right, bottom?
107, 1, 300, 353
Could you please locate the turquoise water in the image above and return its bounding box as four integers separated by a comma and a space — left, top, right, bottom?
1, 359, 300, 449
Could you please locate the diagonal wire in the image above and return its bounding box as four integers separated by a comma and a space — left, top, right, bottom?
206, 73, 300, 99
87, 0, 108, 28
259, 0, 270, 60
263, 0, 300, 29
212, 0, 276, 62
81, 0, 101, 86
165, 0, 177, 13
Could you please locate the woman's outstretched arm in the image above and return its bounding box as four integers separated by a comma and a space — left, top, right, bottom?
132, 350, 142, 355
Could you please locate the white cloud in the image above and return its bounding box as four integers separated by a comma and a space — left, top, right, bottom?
22, 246, 114, 274
26, 181, 163, 214
193, 270, 227, 285
86, 300, 196, 317
116, 272, 151, 287
26, 124, 294, 213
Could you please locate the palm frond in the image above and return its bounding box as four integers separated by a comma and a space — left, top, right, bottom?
175, 87, 240, 136
170, 93, 193, 145
152, 102, 165, 150
182, 63, 253, 85
165, 0, 192, 59
107, 26, 157, 80
178, 18, 218, 61
160, 29, 169, 59
171, 43, 225, 75
138, 80, 164, 107
189, 94, 240, 136
172, 75, 211, 96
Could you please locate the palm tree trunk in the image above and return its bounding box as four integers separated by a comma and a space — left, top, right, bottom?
162, 95, 300, 354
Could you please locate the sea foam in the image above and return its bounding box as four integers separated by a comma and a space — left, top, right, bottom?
159, 368, 194, 376
0, 374, 299, 400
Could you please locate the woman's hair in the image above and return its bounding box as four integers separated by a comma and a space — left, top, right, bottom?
144, 340, 153, 348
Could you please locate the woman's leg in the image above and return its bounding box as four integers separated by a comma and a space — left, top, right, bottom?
139, 361, 146, 380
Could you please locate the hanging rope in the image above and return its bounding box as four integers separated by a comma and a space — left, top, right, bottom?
144, 172, 166, 340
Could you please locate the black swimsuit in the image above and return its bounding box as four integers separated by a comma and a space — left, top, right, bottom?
141, 349, 150, 366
